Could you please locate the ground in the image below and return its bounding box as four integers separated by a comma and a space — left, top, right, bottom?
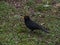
0, 0, 60, 45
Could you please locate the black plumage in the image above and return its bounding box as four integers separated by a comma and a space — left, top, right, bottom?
24, 16, 49, 33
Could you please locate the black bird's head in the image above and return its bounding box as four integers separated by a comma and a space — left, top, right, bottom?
24, 16, 30, 20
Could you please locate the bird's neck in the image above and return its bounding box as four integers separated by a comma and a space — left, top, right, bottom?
25, 18, 30, 21
24, 17, 31, 23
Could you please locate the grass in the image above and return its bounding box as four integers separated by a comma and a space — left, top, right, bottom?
0, 0, 60, 45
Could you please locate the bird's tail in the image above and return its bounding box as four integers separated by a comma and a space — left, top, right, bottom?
39, 25, 49, 33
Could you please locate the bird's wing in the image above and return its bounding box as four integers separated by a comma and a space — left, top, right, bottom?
29, 20, 40, 28
30, 21, 49, 33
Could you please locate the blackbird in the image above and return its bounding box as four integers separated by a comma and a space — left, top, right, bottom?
24, 15, 49, 33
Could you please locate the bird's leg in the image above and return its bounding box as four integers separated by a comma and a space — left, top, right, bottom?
29, 30, 35, 37
29, 30, 35, 35
30, 30, 33, 33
